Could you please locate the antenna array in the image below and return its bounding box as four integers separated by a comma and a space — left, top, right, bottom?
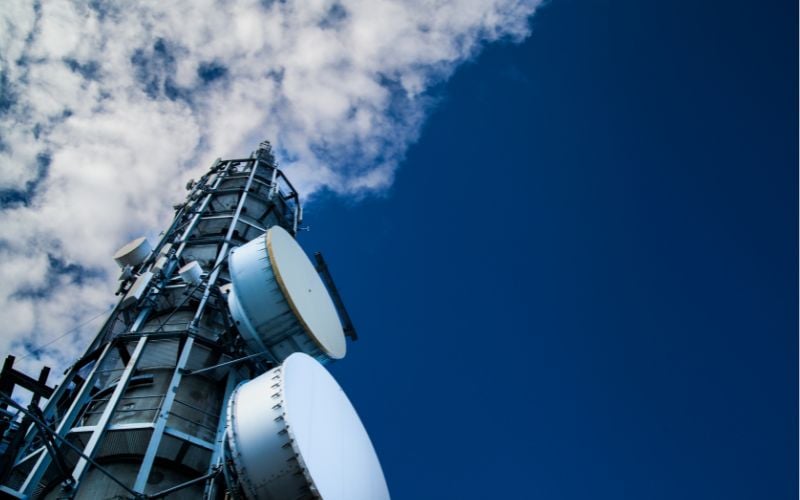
0, 142, 388, 500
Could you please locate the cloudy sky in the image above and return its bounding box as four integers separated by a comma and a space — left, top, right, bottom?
0, 0, 542, 372
1, 1, 796, 498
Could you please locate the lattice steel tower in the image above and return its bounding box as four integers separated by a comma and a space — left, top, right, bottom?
0, 142, 389, 500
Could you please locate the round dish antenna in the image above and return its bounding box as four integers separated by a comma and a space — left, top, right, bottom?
227, 226, 346, 363
226, 353, 389, 500
113, 236, 151, 268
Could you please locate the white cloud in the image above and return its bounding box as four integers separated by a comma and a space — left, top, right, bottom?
0, 0, 542, 375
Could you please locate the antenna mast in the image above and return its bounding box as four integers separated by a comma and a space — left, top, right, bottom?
0, 143, 388, 500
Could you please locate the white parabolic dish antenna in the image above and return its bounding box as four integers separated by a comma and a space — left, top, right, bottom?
227, 226, 346, 363
226, 353, 390, 500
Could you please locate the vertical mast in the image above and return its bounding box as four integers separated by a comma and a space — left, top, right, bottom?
0, 142, 322, 499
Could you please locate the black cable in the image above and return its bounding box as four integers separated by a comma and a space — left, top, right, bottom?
0, 393, 144, 499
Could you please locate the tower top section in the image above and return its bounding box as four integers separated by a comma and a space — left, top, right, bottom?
255, 140, 276, 166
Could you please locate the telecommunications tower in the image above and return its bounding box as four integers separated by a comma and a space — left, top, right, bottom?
0, 142, 390, 499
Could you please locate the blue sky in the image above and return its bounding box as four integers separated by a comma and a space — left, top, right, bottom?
302, 1, 797, 498
0, 0, 796, 498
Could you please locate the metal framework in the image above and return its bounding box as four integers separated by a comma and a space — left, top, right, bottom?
0, 142, 353, 499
